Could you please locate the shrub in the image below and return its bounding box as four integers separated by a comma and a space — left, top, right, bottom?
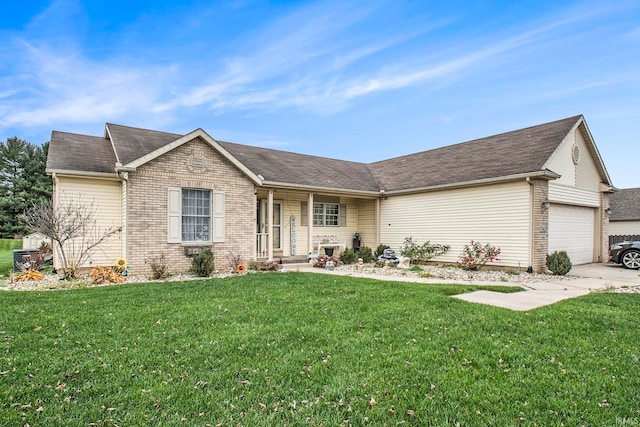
375, 244, 390, 258
191, 249, 215, 277
546, 251, 572, 275
400, 237, 450, 264
89, 266, 125, 284
248, 261, 262, 271
145, 255, 170, 280
340, 248, 358, 265
457, 240, 501, 270
358, 246, 376, 263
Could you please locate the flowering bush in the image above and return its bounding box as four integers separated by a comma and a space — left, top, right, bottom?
400, 237, 450, 264
457, 240, 501, 270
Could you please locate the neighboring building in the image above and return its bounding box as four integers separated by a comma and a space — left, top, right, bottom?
22, 232, 52, 250
46, 115, 614, 275
609, 187, 640, 237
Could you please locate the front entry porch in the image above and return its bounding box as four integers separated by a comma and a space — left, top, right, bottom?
254, 188, 380, 261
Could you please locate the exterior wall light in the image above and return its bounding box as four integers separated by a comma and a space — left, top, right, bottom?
542, 198, 550, 210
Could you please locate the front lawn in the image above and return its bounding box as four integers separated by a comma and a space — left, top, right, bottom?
0, 272, 638, 425
0, 239, 22, 277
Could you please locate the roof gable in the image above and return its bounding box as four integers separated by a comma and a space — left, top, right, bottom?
124, 128, 263, 185
542, 117, 612, 188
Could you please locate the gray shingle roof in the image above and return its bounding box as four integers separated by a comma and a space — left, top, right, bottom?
106, 123, 181, 165
47, 115, 593, 193
368, 115, 582, 192
47, 131, 117, 175
219, 141, 380, 192
610, 188, 640, 220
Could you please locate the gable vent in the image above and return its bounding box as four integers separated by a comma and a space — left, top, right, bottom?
572, 145, 580, 165
189, 156, 206, 172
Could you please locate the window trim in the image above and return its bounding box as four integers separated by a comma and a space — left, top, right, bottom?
313, 202, 340, 227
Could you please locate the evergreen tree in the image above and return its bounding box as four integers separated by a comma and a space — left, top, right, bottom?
0, 137, 52, 238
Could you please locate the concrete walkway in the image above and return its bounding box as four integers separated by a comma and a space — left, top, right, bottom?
289, 262, 640, 311
459, 264, 640, 310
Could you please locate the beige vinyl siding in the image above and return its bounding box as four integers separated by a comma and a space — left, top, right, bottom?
380, 181, 531, 267
357, 199, 377, 249
609, 220, 640, 235
56, 176, 122, 268
574, 129, 601, 190
548, 184, 600, 207
544, 133, 576, 186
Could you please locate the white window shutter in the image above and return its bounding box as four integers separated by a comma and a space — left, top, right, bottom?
167, 187, 182, 243
301, 202, 308, 226
213, 191, 225, 243
339, 204, 347, 227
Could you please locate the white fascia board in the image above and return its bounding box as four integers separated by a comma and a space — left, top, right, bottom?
46, 169, 121, 180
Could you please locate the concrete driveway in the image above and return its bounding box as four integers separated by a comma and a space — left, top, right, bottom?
570, 262, 640, 286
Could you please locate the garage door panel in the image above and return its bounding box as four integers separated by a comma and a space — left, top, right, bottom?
549, 204, 595, 265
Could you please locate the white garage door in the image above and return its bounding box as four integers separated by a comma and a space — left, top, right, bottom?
548, 204, 595, 265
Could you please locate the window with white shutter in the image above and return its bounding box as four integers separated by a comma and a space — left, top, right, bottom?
167, 188, 224, 243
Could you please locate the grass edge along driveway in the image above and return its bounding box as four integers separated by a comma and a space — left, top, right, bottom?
1, 272, 638, 426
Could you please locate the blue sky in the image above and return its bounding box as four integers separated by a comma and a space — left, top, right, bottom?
1, 1, 639, 188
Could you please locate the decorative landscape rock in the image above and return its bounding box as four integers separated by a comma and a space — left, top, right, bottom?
397, 256, 410, 269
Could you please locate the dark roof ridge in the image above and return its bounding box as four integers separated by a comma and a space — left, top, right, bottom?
217, 139, 370, 167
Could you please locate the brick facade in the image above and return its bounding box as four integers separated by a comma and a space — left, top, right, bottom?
125, 137, 255, 276
531, 178, 549, 273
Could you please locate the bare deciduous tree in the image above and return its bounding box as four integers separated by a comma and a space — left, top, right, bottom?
22, 199, 121, 280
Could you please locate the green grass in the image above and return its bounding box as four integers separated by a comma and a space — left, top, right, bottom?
0, 239, 22, 277
1, 273, 638, 426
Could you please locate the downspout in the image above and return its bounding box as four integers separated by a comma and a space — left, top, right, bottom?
526, 177, 534, 271
118, 171, 128, 261
51, 173, 61, 271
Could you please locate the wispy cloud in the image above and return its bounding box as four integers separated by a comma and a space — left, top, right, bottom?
0, 0, 634, 140
0, 40, 166, 128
